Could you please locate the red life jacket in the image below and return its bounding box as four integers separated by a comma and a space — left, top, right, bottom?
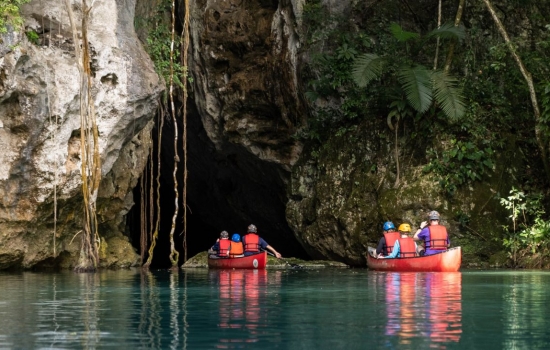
229, 242, 244, 257
398, 237, 416, 258
383, 232, 401, 255
218, 239, 230, 257
428, 225, 448, 250
244, 233, 260, 252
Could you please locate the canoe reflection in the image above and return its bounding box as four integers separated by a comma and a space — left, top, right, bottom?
385, 272, 462, 347
215, 269, 279, 348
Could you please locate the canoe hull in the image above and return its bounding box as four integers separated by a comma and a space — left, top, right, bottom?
367, 247, 461, 272
208, 251, 267, 269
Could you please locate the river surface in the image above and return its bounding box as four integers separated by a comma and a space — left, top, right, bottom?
0, 268, 549, 349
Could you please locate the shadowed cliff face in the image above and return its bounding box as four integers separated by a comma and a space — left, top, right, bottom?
169, 0, 309, 258
129, 0, 311, 265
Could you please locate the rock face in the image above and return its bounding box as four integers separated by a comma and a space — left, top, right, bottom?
0, 0, 162, 269
286, 119, 510, 266
188, 0, 306, 169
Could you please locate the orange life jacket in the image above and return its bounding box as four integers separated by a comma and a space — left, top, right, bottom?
384, 232, 401, 255
244, 233, 260, 252
397, 237, 416, 258
428, 225, 448, 250
229, 242, 244, 257
218, 239, 231, 257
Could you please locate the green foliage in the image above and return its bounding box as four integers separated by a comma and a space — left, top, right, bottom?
0, 0, 29, 34
424, 140, 494, 195
397, 65, 432, 114
352, 23, 466, 120
500, 188, 550, 266
423, 23, 466, 42
431, 70, 466, 120
25, 30, 38, 45
390, 22, 419, 42
140, 0, 187, 91
351, 53, 385, 87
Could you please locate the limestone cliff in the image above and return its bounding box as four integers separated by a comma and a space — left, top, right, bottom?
0, 0, 162, 269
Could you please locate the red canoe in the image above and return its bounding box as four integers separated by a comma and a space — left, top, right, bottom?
208, 251, 267, 269
367, 247, 462, 272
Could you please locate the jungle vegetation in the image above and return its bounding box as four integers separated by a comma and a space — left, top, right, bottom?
301, 0, 550, 267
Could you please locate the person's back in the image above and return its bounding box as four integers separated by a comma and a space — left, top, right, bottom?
383, 231, 401, 255
397, 237, 416, 258
397, 223, 417, 258
376, 221, 398, 257
243, 224, 282, 258
243, 232, 261, 255
229, 233, 244, 257
218, 238, 231, 257
384, 223, 418, 259
209, 230, 230, 257
413, 211, 450, 256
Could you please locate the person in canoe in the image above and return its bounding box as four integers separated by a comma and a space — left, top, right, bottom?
242, 224, 282, 259
413, 211, 450, 256
229, 233, 245, 258
375, 221, 400, 258
383, 223, 423, 258
208, 230, 230, 257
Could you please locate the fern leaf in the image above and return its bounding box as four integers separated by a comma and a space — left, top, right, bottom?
397, 65, 432, 113
352, 53, 386, 87
426, 22, 466, 41
431, 70, 466, 120
390, 23, 420, 42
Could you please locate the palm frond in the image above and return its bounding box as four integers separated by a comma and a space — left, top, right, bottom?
425, 22, 466, 41
390, 22, 420, 42
397, 65, 432, 113
431, 70, 466, 120
352, 53, 386, 87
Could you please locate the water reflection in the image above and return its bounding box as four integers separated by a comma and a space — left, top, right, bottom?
212, 269, 281, 348
5, 270, 550, 349
139, 271, 162, 349
384, 272, 462, 348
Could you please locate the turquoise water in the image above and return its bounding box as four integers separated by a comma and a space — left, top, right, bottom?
0, 269, 549, 349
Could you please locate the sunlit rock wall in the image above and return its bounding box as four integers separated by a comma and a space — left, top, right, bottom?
0, 0, 162, 269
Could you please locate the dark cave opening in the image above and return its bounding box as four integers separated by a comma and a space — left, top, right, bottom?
127, 102, 310, 269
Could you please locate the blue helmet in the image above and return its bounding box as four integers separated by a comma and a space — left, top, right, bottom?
231, 233, 241, 242
383, 221, 395, 231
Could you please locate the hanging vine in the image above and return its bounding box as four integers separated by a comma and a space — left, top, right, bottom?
167, 0, 180, 269
143, 103, 164, 269
65, 0, 102, 272
180, 0, 190, 263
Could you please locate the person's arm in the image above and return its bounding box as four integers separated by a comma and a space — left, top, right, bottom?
265, 244, 282, 258
376, 237, 386, 256
385, 240, 400, 259
414, 222, 428, 240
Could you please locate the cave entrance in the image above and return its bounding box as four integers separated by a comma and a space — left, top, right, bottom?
127, 104, 309, 269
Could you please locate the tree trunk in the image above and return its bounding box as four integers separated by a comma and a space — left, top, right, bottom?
443, 0, 465, 73
433, 0, 442, 70
482, 0, 550, 183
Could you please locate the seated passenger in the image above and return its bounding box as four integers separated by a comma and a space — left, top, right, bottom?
375, 221, 400, 258
208, 230, 230, 257
242, 224, 282, 258
384, 223, 419, 258
229, 233, 244, 258
413, 211, 450, 256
